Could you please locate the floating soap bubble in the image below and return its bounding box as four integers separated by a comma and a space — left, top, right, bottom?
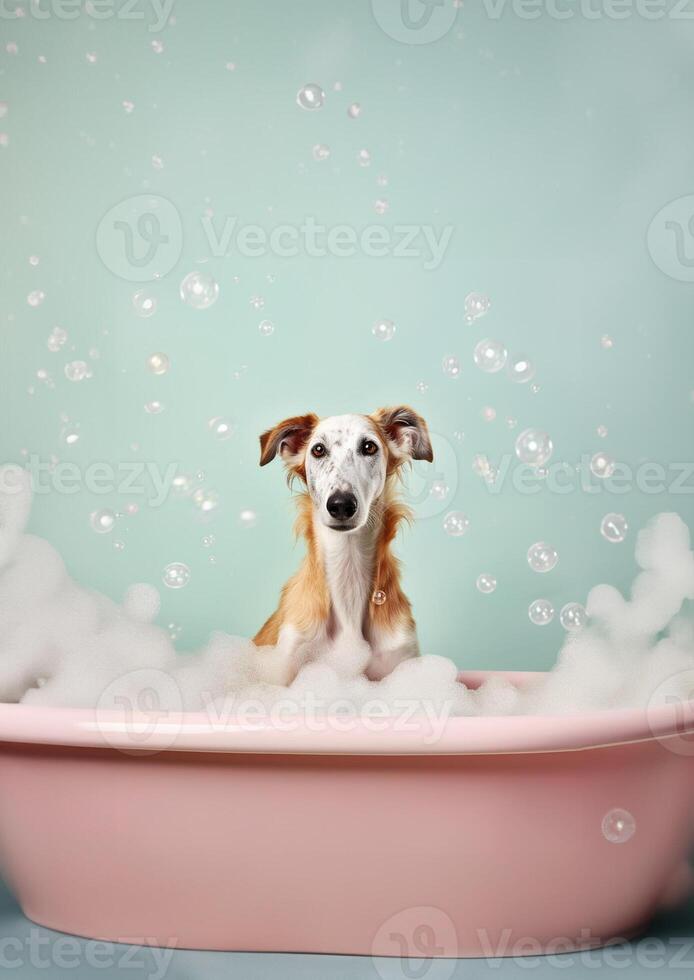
507, 355, 535, 384
473, 339, 507, 373
597, 425, 608, 439
443, 511, 469, 537
600, 335, 614, 350
590, 452, 615, 479
85, 52, 97, 63
515, 428, 553, 467
482, 406, 496, 422
193, 488, 219, 513
0, 102, 7, 118
122, 99, 135, 113
377, 174, 388, 187
172, 474, 193, 496
472, 455, 492, 479
250, 295, 265, 310
27, 289, 45, 308
601, 808, 635, 844
125, 503, 139, 516
0, 133, 8, 148
527, 541, 559, 573
144, 400, 164, 415
202, 534, 216, 548
162, 562, 190, 589
296, 83, 325, 110
29, 255, 39, 266
239, 509, 257, 527
132, 290, 156, 317
372, 319, 395, 342
374, 199, 389, 215
464, 292, 490, 323
429, 479, 449, 501
147, 352, 170, 375
64, 360, 91, 382
180, 271, 219, 310
258, 319, 274, 336
371, 590, 387, 605
415, 381, 428, 394
529, 599, 554, 626
47, 327, 68, 352
476, 574, 497, 594
601, 512, 628, 543
506, 417, 518, 429
208, 416, 234, 440
151, 154, 164, 170
560, 602, 588, 631
90, 509, 116, 534
312, 144, 330, 161
531, 383, 541, 394
151, 39, 164, 53
347, 102, 361, 118
358, 148, 371, 167
113, 540, 125, 552
61, 423, 80, 446
442, 354, 461, 379
5, 42, 17, 55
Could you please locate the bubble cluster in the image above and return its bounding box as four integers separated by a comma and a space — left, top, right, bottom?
64, 360, 91, 383
507, 355, 535, 384
90, 509, 116, 534
296, 84, 325, 110
476, 574, 497, 594
601, 808, 635, 844
560, 602, 588, 631
529, 599, 554, 626
441, 354, 461, 379
180, 271, 219, 310
464, 292, 491, 323
515, 428, 553, 467
208, 416, 234, 440
372, 319, 395, 342
443, 511, 469, 537
590, 452, 616, 479
163, 562, 191, 589
527, 541, 559, 573
146, 352, 170, 375
473, 339, 507, 373
47, 326, 68, 352
601, 512, 628, 543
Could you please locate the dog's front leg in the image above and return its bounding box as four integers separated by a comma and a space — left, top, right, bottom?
254, 625, 315, 687
365, 626, 419, 681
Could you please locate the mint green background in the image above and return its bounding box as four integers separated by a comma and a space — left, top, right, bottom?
1, 1, 693, 668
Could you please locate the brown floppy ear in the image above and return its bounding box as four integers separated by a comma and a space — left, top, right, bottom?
371, 406, 433, 463
259, 413, 319, 467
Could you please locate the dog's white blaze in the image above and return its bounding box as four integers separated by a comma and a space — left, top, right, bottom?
306, 414, 387, 530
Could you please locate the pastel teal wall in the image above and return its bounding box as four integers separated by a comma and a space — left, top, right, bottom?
1, 0, 693, 669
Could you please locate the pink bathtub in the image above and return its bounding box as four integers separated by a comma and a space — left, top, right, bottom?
0, 670, 693, 959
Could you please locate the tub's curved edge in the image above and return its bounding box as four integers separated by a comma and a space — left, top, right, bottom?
0, 670, 693, 756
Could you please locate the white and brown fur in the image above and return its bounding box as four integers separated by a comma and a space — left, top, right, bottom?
253, 407, 433, 685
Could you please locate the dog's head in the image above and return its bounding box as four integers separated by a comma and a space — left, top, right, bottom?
259, 407, 433, 533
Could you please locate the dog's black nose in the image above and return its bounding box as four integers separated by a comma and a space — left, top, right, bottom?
326, 491, 358, 522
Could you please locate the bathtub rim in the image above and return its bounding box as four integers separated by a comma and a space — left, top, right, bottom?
0, 670, 692, 756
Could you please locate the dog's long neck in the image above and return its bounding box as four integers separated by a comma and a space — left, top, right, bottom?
298, 477, 414, 639
316, 519, 377, 637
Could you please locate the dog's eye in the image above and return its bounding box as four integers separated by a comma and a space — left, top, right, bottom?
311, 443, 327, 459
361, 440, 379, 456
